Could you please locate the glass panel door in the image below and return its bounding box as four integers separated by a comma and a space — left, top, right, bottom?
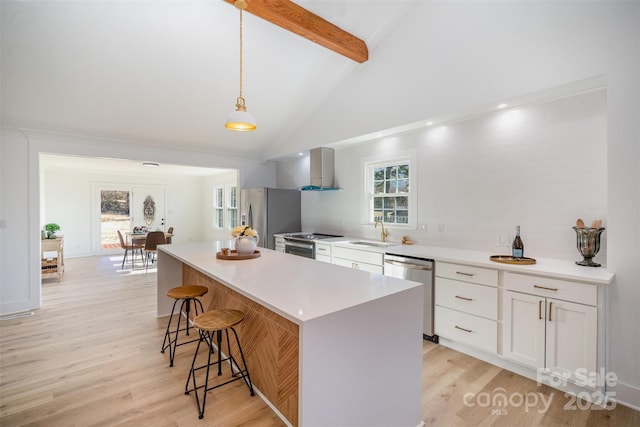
100, 190, 131, 250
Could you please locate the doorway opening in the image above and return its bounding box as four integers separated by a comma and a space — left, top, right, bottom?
100, 190, 131, 250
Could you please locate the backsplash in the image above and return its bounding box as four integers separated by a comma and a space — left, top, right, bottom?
279, 89, 607, 264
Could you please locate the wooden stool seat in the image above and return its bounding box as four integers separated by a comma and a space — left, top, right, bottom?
167, 285, 208, 300
185, 309, 254, 419
161, 285, 209, 367
193, 309, 244, 331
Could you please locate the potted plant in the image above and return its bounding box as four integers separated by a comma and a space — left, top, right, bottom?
45, 223, 61, 239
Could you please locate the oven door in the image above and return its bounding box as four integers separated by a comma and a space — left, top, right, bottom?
284, 240, 314, 259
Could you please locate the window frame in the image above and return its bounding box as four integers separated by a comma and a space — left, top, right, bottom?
226, 186, 238, 229
214, 187, 224, 229
362, 154, 417, 229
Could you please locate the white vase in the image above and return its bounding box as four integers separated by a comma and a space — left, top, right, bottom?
235, 235, 259, 255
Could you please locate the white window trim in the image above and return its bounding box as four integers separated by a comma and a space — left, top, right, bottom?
361, 152, 417, 229
226, 185, 238, 229
214, 183, 239, 230
214, 187, 224, 229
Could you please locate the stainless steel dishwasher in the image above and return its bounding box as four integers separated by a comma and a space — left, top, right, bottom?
384, 253, 438, 343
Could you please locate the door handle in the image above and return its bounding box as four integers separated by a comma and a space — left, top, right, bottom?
548, 301, 553, 321
384, 259, 432, 270
534, 285, 558, 291
539, 300, 543, 320
455, 295, 473, 301
455, 271, 474, 277
455, 325, 472, 333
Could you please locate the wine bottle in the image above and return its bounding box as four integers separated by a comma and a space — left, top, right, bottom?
512, 226, 524, 258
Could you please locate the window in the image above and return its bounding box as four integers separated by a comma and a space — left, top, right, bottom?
214, 185, 238, 229
214, 187, 224, 228
364, 156, 415, 227
227, 186, 238, 228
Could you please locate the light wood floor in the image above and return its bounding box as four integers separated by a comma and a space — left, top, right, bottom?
1, 255, 638, 426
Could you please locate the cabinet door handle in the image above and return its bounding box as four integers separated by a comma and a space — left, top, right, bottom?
534, 285, 558, 291
455, 325, 473, 333
455, 295, 473, 301
539, 300, 543, 320
456, 271, 474, 277
548, 302, 553, 321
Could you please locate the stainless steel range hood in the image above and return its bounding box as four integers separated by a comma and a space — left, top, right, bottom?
301, 147, 340, 191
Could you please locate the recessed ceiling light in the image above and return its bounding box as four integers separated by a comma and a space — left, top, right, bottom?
497, 103, 508, 109
143, 162, 159, 167
426, 121, 434, 126
298, 152, 304, 156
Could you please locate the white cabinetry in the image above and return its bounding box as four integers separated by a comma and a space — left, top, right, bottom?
315, 242, 332, 263
503, 272, 597, 385
434, 262, 498, 354
332, 246, 383, 274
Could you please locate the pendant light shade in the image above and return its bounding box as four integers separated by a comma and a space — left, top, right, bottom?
226, 0, 256, 131
225, 97, 256, 131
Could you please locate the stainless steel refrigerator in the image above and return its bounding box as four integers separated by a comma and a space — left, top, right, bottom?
240, 188, 301, 249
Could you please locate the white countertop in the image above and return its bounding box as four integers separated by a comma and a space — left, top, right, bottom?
329, 238, 614, 285
158, 241, 422, 324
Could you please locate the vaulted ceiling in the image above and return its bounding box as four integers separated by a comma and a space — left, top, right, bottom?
1, 0, 413, 160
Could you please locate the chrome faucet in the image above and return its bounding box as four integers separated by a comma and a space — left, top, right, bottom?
374, 220, 389, 242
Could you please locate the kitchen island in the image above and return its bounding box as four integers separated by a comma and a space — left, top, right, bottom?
157, 241, 424, 427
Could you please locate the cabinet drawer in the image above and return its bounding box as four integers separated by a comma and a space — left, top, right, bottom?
435, 306, 497, 354
275, 237, 285, 246
315, 254, 331, 264
333, 257, 383, 274
436, 278, 497, 320
315, 243, 332, 257
504, 272, 597, 306
436, 262, 498, 287
333, 246, 383, 266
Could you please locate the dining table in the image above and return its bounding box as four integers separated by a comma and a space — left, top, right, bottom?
124, 231, 173, 268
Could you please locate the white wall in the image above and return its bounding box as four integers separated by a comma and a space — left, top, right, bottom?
202, 170, 240, 244
275, 1, 640, 409
0, 129, 276, 316
291, 89, 607, 262
41, 167, 211, 257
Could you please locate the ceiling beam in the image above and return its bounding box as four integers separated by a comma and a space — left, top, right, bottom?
224, 0, 368, 63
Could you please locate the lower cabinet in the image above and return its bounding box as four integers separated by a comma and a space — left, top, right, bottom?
434, 262, 498, 354
275, 236, 285, 253
332, 246, 383, 274
434, 306, 497, 354
435, 266, 605, 395
315, 242, 332, 263
503, 272, 598, 385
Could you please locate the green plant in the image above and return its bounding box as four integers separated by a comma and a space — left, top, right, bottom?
45, 223, 61, 232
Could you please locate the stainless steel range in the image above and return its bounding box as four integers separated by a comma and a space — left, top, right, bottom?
283, 233, 343, 259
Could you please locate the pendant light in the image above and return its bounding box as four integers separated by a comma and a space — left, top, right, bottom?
225, 0, 256, 131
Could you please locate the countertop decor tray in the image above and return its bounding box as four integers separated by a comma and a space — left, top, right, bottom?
490, 255, 536, 265
216, 250, 260, 260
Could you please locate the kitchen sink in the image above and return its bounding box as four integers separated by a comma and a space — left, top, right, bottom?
349, 240, 394, 248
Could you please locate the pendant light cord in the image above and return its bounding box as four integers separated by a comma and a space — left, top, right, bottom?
239, 6, 243, 100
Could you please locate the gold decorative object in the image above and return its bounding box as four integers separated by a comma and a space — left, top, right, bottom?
490, 255, 537, 265
216, 250, 260, 260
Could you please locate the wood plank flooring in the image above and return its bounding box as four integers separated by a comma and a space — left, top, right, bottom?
1, 255, 638, 426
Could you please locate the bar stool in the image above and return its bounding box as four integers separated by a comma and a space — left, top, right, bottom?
185, 309, 255, 419
161, 285, 209, 367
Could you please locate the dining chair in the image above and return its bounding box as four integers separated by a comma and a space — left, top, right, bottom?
144, 231, 166, 272
117, 229, 144, 269
166, 227, 174, 244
